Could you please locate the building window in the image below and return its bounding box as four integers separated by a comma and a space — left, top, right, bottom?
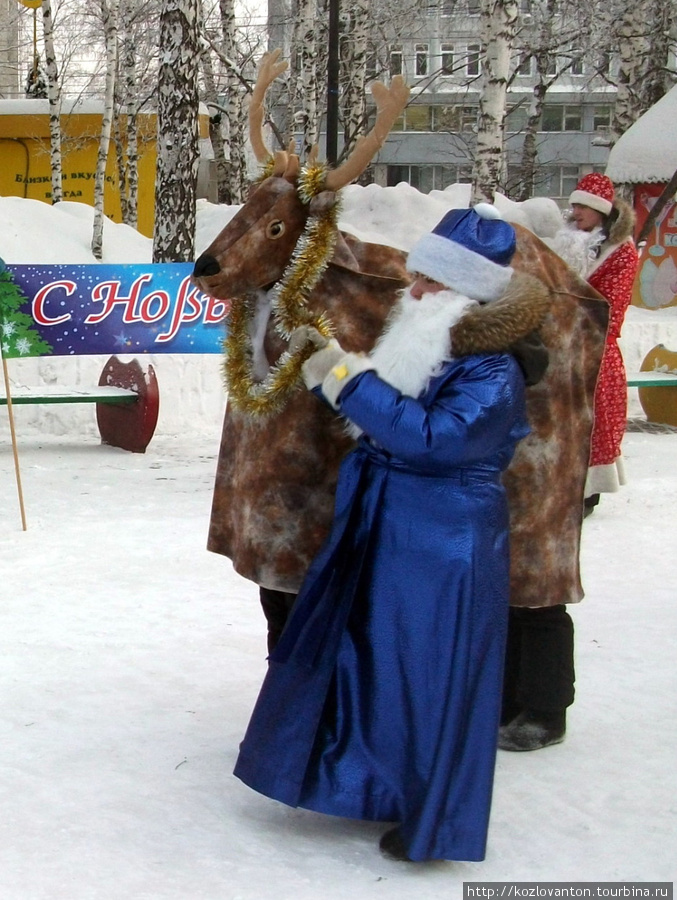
541, 104, 582, 132
533, 165, 582, 206
467, 0, 480, 14
545, 54, 557, 76
467, 43, 481, 76
433, 104, 477, 132
390, 47, 403, 77
593, 104, 612, 131
407, 105, 433, 130
516, 53, 532, 76
441, 43, 455, 75
387, 164, 472, 193
564, 106, 582, 130
561, 165, 580, 198
387, 165, 415, 187
596, 51, 610, 76
506, 103, 528, 132
570, 53, 583, 75
391, 106, 433, 132
366, 42, 377, 81
415, 44, 429, 77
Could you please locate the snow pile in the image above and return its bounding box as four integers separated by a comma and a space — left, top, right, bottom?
0, 196, 676, 897
0, 197, 153, 264
607, 85, 677, 184
0, 429, 674, 896
1, 191, 676, 437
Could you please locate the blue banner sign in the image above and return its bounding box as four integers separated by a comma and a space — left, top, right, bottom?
0, 262, 230, 358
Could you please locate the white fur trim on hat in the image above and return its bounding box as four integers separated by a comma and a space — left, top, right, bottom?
407, 232, 514, 303
568, 190, 613, 216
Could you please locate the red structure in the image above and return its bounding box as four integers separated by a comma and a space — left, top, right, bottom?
97, 356, 159, 453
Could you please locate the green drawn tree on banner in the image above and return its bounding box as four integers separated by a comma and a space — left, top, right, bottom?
0, 266, 53, 359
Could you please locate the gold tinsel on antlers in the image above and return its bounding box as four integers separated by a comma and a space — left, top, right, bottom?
223, 163, 339, 416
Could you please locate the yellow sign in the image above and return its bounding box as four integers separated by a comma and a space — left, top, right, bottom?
18, 0, 43, 8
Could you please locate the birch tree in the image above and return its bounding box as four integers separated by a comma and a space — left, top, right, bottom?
218, 0, 248, 202
471, 0, 519, 203
41, 0, 63, 204
199, 4, 256, 203
339, 0, 369, 158
91, 0, 119, 259
512, 0, 565, 202
642, 0, 676, 108
290, 0, 320, 158
612, 0, 675, 144
199, 31, 231, 203
266, 0, 293, 139
115, 0, 140, 229
510, 0, 595, 200
153, 0, 200, 262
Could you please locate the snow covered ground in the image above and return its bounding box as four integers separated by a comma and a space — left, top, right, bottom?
0, 428, 675, 898
1, 192, 676, 897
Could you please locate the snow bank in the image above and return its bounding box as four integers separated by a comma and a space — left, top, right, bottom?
2, 191, 676, 439
606, 85, 677, 185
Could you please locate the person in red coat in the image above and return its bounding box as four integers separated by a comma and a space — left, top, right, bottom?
567, 174, 639, 514
499, 174, 639, 753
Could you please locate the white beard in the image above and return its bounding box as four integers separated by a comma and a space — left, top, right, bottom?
548, 222, 605, 279
347, 287, 477, 438
369, 286, 477, 397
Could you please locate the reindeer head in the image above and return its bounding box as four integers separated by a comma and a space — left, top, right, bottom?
192, 50, 410, 300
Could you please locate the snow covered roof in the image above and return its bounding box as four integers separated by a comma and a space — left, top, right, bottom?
606, 85, 677, 184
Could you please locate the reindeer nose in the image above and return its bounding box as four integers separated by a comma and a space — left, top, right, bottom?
193, 254, 221, 277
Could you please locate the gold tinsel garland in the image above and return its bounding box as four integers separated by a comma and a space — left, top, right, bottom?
223, 162, 339, 416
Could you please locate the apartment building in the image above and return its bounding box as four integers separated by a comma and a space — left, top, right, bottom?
370, 0, 615, 204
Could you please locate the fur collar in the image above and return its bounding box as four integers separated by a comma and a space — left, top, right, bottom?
345, 276, 549, 438
364, 274, 550, 399
450, 272, 550, 357
607, 198, 635, 245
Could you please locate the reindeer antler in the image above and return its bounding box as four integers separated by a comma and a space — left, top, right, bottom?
249, 49, 289, 163
324, 76, 410, 192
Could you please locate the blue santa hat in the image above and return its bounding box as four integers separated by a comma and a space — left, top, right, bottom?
406, 203, 516, 302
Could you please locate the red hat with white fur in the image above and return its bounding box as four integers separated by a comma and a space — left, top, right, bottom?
569, 173, 615, 216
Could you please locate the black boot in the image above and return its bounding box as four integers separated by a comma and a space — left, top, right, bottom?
498, 709, 566, 751
259, 587, 297, 653
501, 604, 575, 737
379, 827, 411, 861
583, 494, 600, 518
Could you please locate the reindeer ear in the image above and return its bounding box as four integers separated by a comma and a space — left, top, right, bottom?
309, 191, 339, 216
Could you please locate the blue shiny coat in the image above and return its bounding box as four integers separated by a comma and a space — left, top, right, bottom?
235, 352, 529, 861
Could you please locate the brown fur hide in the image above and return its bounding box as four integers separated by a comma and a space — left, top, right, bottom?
505, 226, 609, 605
204, 222, 608, 608
207, 237, 410, 591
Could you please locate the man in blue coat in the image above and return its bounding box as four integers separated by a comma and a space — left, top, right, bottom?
234, 204, 539, 862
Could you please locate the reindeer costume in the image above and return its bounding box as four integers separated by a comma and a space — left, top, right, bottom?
192, 51, 609, 781
235, 206, 531, 862
499, 176, 639, 754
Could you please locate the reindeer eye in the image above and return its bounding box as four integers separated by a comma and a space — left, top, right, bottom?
266, 220, 285, 239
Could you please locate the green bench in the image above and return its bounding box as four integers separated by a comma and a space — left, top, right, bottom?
627, 370, 677, 428
0, 385, 138, 407
626, 372, 677, 388
1, 356, 159, 453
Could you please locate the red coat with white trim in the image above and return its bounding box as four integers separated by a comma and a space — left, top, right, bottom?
586, 201, 639, 467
